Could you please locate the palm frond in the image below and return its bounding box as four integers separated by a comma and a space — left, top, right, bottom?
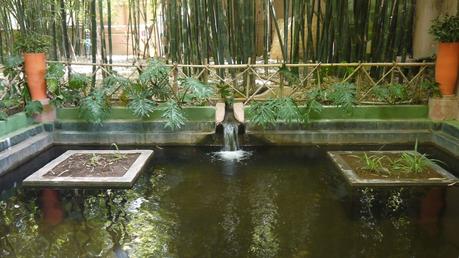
161, 100, 186, 130
79, 88, 111, 124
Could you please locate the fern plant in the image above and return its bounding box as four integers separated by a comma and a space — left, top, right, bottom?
140, 60, 172, 100
79, 88, 111, 124
161, 100, 186, 130
247, 100, 277, 127
248, 97, 303, 127
24, 100, 43, 117
327, 82, 356, 112
46, 63, 65, 94
303, 89, 324, 122
279, 65, 300, 85
179, 77, 214, 103
373, 84, 408, 104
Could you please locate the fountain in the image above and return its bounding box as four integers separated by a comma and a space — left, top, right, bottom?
214, 104, 251, 162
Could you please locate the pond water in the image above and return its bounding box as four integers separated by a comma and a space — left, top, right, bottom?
1, 145, 459, 257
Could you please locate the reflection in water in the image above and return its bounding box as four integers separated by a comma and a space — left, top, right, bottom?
39, 189, 63, 226
124, 169, 177, 257
0, 146, 459, 257
220, 177, 241, 257
248, 175, 279, 257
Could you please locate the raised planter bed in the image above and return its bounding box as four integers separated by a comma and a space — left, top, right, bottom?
328, 150, 458, 187
0, 112, 33, 139
23, 149, 153, 188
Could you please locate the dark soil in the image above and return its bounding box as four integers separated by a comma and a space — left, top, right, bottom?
341, 153, 444, 180
44, 153, 140, 177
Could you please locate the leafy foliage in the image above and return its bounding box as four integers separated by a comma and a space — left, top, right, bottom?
128, 96, 156, 118
24, 100, 43, 117
179, 77, 214, 103
0, 111, 7, 121
327, 82, 356, 112
354, 153, 388, 174
273, 97, 303, 124
247, 101, 277, 128
216, 84, 234, 105
419, 80, 441, 98
429, 15, 459, 42
3, 56, 24, 78
139, 60, 171, 100
79, 89, 111, 124
103, 73, 132, 95
161, 100, 186, 130
279, 66, 300, 85
303, 89, 324, 122
15, 33, 51, 53
391, 141, 442, 174
69, 73, 91, 90
248, 97, 303, 127
46, 63, 65, 94
373, 84, 408, 104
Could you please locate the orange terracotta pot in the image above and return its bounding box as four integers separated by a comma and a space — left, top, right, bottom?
435, 42, 459, 96
23, 53, 47, 100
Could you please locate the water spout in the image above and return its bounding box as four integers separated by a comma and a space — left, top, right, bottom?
223, 121, 239, 151
213, 103, 251, 162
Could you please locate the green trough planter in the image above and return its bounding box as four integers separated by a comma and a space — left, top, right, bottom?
57, 106, 216, 122
0, 112, 33, 139
245, 105, 429, 121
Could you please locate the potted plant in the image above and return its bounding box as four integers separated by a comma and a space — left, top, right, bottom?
15, 33, 51, 101
429, 15, 459, 96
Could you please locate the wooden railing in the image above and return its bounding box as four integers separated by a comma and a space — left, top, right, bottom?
2, 61, 435, 104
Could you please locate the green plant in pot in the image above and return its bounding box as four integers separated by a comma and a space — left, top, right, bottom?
429, 15, 459, 96
15, 33, 51, 101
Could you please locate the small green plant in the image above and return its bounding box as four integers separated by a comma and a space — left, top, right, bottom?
79, 88, 111, 124
179, 77, 214, 104
327, 82, 356, 112
391, 140, 442, 174
248, 97, 303, 127
161, 100, 186, 130
354, 153, 388, 173
429, 15, 459, 42
46, 63, 65, 94
111, 143, 126, 161
89, 153, 102, 167
373, 83, 408, 104
15, 33, 51, 53
24, 101, 43, 117
303, 89, 323, 122
279, 65, 300, 85
216, 84, 234, 105
419, 80, 441, 98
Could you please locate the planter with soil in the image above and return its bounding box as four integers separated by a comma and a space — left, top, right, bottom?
328, 150, 458, 186
23, 149, 153, 188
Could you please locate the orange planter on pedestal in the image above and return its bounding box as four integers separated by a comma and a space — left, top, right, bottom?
435, 42, 459, 96
23, 53, 47, 100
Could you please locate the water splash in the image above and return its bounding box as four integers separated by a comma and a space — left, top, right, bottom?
213, 150, 252, 162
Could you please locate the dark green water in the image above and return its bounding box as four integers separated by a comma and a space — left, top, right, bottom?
1, 145, 459, 258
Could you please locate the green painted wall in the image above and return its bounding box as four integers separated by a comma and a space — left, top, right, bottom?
245, 105, 429, 120
57, 106, 216, 122
0, 113, 33, 138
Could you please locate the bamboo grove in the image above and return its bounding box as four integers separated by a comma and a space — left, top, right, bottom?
0, 0, 416, 65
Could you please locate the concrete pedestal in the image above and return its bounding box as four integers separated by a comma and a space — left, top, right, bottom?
428, 96, 458, 121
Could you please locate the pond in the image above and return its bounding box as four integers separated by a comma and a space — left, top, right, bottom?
0, 145, 459, 257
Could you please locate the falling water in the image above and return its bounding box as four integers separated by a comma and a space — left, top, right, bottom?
5, 138, 11, 149
212, 108, 251, 162
223, 122, 239, 151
